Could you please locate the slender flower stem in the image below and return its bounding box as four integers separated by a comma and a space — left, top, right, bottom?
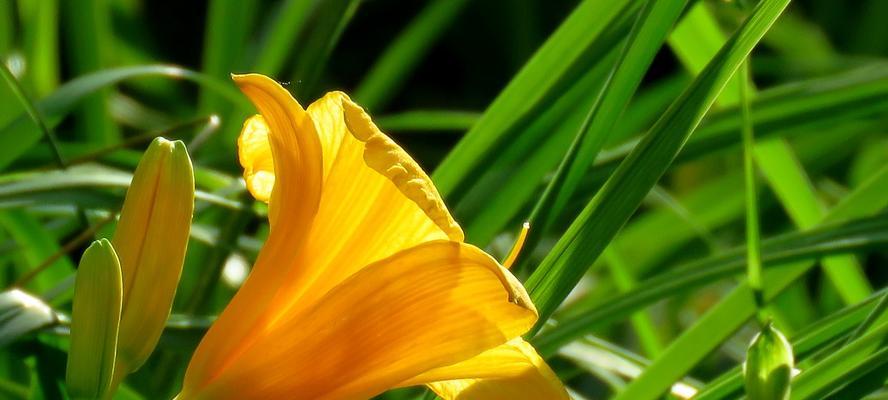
739, 61, 764, 317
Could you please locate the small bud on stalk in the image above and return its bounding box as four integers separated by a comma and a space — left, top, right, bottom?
745, 321, 794, 400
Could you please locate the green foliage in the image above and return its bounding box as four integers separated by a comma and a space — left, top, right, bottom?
0, 0, 886, 399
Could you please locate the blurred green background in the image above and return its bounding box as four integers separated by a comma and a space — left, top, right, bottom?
1, 0, 887, 399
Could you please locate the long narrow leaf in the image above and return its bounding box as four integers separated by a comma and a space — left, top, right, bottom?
524, 0, 689, 259
525, 0, 792, 331
432, 0, 635, 198
533, 211, 888, 354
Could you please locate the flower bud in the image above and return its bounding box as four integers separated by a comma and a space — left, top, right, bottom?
745, 322, 794, 400
67, 239, 122, 400
112, 137, 194, 375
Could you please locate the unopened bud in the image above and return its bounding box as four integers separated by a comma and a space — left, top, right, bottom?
113, 138, 194, 374
745, 322, 794, 400
67, 239, 122, 400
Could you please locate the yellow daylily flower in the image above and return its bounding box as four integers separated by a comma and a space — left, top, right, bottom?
178, 74, 568, 400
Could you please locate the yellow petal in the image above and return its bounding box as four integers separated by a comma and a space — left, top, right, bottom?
304, 91, 349, 176
267, 92, 465, 311
340, 97, 462, 241
236, 89, 461, 244
184, 74, 325, 387
232, 73, 323, 229
231, 87, 464, 314
420, 339, 569, 400
237, 115, 276, 202
113, 138, 193, 374
179, 241, 536, 400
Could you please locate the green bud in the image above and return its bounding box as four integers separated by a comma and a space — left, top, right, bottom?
745, 322, 794, 400
66, 239, 123, 400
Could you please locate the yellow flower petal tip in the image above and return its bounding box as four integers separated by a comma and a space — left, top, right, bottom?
113, 137, 194, 376
67, 239, 122, 400
178, 74, 563, 399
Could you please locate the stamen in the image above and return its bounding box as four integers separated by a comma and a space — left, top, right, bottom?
502, 222, 530, 269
